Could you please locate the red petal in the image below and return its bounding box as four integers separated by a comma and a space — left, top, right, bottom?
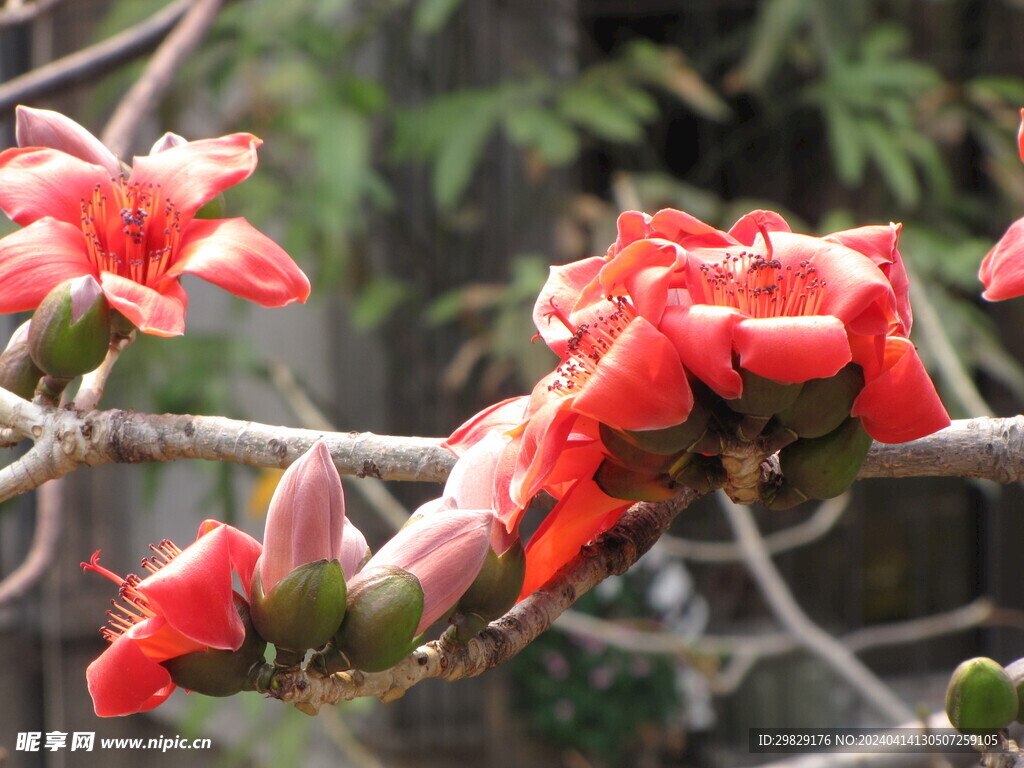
533, 257, 605, 355
649, 208, 737, 248
980, 218, 1024, 302
0, 147, 111, 227
512, 398, 579, 507
128, 134, 262, 220
851, 336, 950, 443
1018, 108, 1024, 164
444, 395, 530, 455
0, 219, 93, 312
608, 210, 653, 255
570, 317, 692, 431
727, 209, 792, 245
596, 238, 680, 322
519, 477, 629, 598
824, 222, 911, 333
166, 218, 310, 307
734, 315, 851, 382
138, 523, 262, 651
99, 273, 187, 337
86, 628, 176, 717
660, 304, 744, 398
16, 106, 121, 175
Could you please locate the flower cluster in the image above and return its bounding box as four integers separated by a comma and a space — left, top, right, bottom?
447, 208, 951, 598
83, 441, 508, 717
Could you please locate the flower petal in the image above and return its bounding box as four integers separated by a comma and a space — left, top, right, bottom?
0, 219, 93, 312
139, 522, 262, 651
570, 316, 693, 431
733, 315, 851, 383
86, 627, 176, 717
595, 238, 680, 323
519, 477, 629, 598
608, 210, 653, 256
444, 395, 530, 455
660, 304, 744, 399
980, 218, 1024, 302
649, 208, 737, 248
0, 146, 111, 227
166, 218, 310, 307
98, 272, 187, 337
851, 335, 950, 443
128, 134, 262, 220
533, 257, 605, 355
512, 396, 580, 507
16, 106, 121, 175
824, 222, 911, 332
727, 209, 792, 245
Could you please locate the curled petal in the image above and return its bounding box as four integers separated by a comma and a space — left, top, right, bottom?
660, 304, 743, 399
851, 336, 950, 443
139, 522, 262, 651
16, 106, 121, 175
595, 238, 681, 323
727, 209, 792, 245
533, 257, 605, 355
649, 208, 737, 248
86, 626, 177, 717
608, 210, 653, 256
444, 396, 529, 455
980, 218, 1024, 302
734, 315, 851, 383
99, 273, 188, 337
167, 218, 311, 308
825, 222, 911, 332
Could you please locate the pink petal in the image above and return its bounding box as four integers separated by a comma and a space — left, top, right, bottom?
98, 272, 187, 337
0, 218, 93, 312
0, 146, 111, 227
444, 396, 530, 455
727, 209, 792, 245
519, 477, 629, 598
1018, 108, 1024, 164
733, 315, 851, 383
596, 238, 681, 322
128, 134, 262, 220
149, 132, 188, 155
851, 335, 950, 443
86, 628, 176, 717
980, 218, 1024, 301
16, 106, 121, 175
533, 257, 605, 355
166, 218, 310, 307
570, 317, 693, 431
608, 210, 653, 256
139, 522, 262, 651
660, 304, 744, 399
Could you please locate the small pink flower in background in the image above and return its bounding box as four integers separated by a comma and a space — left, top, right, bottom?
0, 106, 310, 336
979, 108, 1024, 302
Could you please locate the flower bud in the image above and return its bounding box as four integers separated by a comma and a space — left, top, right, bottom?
363, 509, 493, 634
0, 322, 42, 399
332, 565, 424, 672
946, 657, 1018, 734
28, 276, 110, 380
161, 594, 267, 697
725, 369, 803, 418
249, 560, 347, 664
595, 458, 679, 502
452, 537, 526, 642
622, 399, 711, 455
775, 363, 864, 439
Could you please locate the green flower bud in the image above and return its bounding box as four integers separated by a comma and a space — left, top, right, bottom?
249, 559, 347, 663
775, 416, 872, 502
725, 369, 803, 418
333, 565, 424, 673
946, 657, 1018, 734
595, 457, 679, 502
622, 399, 712, 455
161, 595, 267, 697
454, 538, 526, 638
0, 338, 43, 400
775, 363, 864, 439
28, 276, 110, 380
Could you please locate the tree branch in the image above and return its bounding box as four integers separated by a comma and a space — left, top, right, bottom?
0, 0, 192, 114
0, 0, 65, 29
0, 477, 62, 607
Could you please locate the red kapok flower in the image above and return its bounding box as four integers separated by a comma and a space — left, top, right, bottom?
0, 106, 310, 337
980, 108, 1024, 301
82, 520, 261, 716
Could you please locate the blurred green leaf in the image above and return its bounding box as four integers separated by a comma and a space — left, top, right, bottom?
413, 0, 463, 33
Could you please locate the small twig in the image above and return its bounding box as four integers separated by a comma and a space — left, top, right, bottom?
73, 332, 135, 413
101, 0, 226, 158
0, 0, 64, 28
720, 496, 916, 724
656, 493, 850, 563
0, 0, 192, 114
0, 477, 62, 607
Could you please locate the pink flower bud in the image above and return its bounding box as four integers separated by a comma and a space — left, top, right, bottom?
257, 440, 351, 592
149, 132, 188, 155
363, 509, 493, 635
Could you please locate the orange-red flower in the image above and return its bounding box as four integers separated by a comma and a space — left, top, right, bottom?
0, 106, 310, 336
82, 520, 261, 716
980, 109, 1024, 302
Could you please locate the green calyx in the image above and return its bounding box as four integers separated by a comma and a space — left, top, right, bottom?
775, 363, 864, 439
333, 565, 424, 673
773, 416, 872, 504
28, 277, 111, 380
0, 341, 43, 400
621, 399, 711, 455
454, 539, 526, 635
250, 559, 347, 659
595, 457, 679, 502
725, 369, 803, 418
946, 657, 1018, 734
161, 595, 267, 697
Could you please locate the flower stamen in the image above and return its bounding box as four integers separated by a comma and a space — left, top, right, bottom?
697, 252, 826, 319
547, 296, 636, 395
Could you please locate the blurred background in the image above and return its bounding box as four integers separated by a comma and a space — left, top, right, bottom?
3, 0, 1024, 765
